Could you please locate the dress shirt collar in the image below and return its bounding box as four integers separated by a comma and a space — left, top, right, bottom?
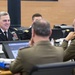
34, 40, 51, 46
1, 28, 8, 33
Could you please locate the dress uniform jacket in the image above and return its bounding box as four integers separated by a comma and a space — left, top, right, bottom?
0, 28, 19, 41
61, 39, 75, 61
0, 29, 13, 41
9, 41, 64, 75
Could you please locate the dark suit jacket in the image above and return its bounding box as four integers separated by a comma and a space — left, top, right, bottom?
9, 41, 64, 75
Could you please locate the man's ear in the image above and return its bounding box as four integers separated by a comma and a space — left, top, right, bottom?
32, 29, 35, 37
49, 29, 52, 37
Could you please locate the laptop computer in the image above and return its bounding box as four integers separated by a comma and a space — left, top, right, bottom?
2, 40, 29, 59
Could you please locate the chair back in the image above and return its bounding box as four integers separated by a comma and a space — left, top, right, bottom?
29, 62, 75, 75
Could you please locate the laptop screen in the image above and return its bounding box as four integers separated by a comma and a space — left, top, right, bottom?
2, 40, 29, 59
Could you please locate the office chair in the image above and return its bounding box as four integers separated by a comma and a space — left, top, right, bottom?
29, 62, 75, 75
50, 28, 63, 40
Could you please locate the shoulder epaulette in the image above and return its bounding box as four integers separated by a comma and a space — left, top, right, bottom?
19, 46, 30, 50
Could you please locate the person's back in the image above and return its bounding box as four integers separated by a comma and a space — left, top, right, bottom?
20, 41, 63, 63
9, 19, 64, 75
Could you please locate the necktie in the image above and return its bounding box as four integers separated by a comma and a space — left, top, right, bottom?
4, 31, 8, 40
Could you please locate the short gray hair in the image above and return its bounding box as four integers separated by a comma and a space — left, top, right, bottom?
0, 11, 9, 18
32, 19, 51, 37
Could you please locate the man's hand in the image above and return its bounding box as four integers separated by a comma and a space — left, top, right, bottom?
29, 38, 34, 46
65, 32, 75, 41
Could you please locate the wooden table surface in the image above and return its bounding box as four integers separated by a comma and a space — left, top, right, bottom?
0, 70, 12, 75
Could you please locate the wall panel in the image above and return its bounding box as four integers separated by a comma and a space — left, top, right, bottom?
0, 1, 7, 12
0, 0, 75, 28
21, 0, 75, 28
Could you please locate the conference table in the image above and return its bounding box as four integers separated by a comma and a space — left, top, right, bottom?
0, 70, 12, 75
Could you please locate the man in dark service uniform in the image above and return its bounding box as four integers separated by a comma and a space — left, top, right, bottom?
23, 13, 43, 40
0, 11, 19, 41
9, 19, 64, 75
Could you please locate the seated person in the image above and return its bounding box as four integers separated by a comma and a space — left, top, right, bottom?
9, 19, 64, 75
23, 13, 43, 40
0, 11, 19, 41
61, 32, 75, 61
61, 19, 75, 61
